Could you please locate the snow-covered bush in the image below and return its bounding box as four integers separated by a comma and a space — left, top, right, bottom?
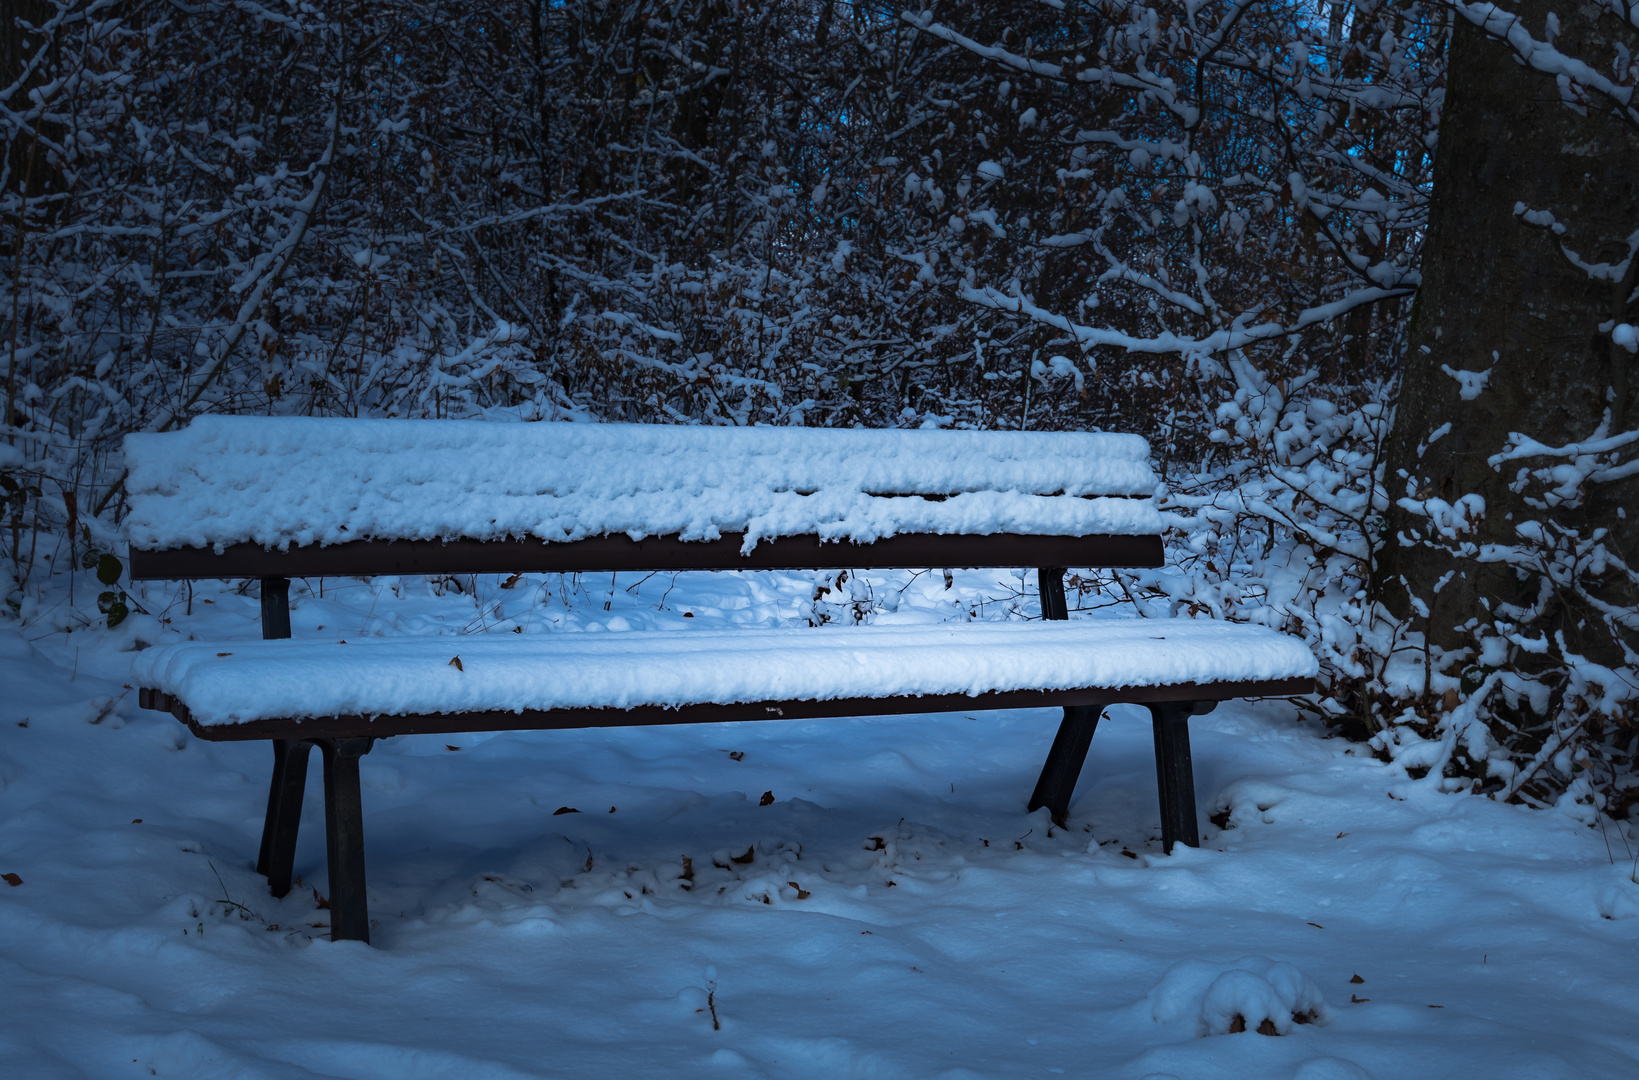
1109, 357, 1395, 738
1382, 418, 1639, 817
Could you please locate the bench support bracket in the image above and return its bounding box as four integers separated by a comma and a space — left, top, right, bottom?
260, 576, 291, 639
256, 738, 315, 898
317, 737, 375, 944
1036, 566, 1069, 622
1027, 704, 1103, 827
1149, 701, 1212, 853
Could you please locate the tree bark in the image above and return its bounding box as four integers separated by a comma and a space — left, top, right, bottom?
1376, 2, 1639, 671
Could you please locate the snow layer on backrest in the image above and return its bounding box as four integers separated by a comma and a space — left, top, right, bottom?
131, 620, 1318, 726
124, 417, 1160, 551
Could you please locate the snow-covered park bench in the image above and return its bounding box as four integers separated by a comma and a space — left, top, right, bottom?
126, 418, 1315, 943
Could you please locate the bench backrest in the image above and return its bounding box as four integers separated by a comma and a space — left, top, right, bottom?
124, 417, 1163, 579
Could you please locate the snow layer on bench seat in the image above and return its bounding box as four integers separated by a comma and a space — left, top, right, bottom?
123, 417, 1161, 553
131, 620, 1317, 727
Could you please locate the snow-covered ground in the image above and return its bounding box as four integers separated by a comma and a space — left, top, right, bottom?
3, 567, 1637, 1079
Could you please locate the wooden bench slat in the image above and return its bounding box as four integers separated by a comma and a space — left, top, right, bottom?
128, 532, 1165, 580
151, 677, 1316, 742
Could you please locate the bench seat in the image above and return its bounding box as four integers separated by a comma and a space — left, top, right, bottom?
134, 619, 1317, 739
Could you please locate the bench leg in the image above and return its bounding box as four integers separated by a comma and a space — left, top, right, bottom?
1149, 702, 1205, 853
318, 737, 375, 944
1027, 705, 1103, 827
256, 738, 315, 898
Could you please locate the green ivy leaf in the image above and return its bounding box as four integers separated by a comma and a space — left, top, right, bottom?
97, 590, 129, 627
96, 553, 122, 585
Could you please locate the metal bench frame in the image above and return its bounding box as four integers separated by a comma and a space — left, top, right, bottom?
132, 533, 1309, 944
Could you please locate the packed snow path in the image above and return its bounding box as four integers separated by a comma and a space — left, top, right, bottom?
3, 570, 1637, 1078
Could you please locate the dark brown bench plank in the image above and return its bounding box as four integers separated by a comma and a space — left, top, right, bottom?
128, 532, 1163, 580
141, 676, 1315, 743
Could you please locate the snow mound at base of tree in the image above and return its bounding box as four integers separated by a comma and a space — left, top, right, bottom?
1148, 955, 1330, 1037
123, 417, 1163, 553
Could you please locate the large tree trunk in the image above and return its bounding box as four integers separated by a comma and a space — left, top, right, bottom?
1376, 3, 1639, 678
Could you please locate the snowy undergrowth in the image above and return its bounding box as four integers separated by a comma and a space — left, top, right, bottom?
1, 568, 1638, 1078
